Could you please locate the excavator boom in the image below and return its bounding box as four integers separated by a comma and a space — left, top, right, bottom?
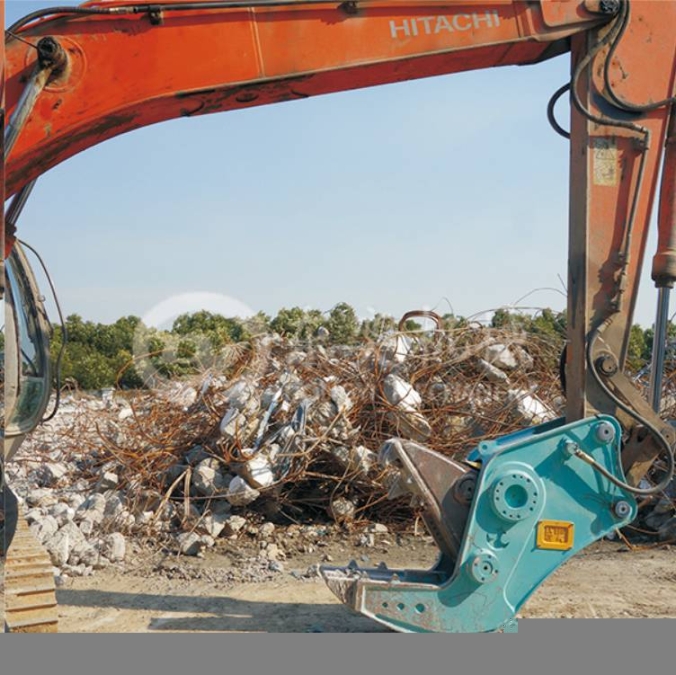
3, 0, 676, 633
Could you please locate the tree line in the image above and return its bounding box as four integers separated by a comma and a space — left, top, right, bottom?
22, 304, 670, 391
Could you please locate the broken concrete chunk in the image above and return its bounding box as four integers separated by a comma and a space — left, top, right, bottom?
513, 345, 535, 370
164, 384, 197, 409
508, 389, 556, 425
477, 358, 510, 384
96, 471, 119, 492
225, 380, 256, 411
44, 522, 86, 567
219, 408, 249, 443
199, 507, 232, 538
39, 463, 69, 487
242, 455, 275, 489
101, 533, 127, 562
383, 374, 422, 411
118, 406, 134, 421
103, 492, 126, 517
29, 515, 60, 543
176, 532, 203, 556
26, 488, 58, 508
192, 458, 230, 496
484, 343, 518, 370
330, 385, 353, 413
49, 503, 76, 527
380, 334, 413, 364
75, 494, 107, 524
259, 522, 276, 538
263, 543, 283, 560
225, 476, 260, 506
329, 497, 356, 523
331, 445, 376, 475
69, 542, 100, 568
222, 515, 247, 537
24, 508, 45, 525
386, 410, 432, 442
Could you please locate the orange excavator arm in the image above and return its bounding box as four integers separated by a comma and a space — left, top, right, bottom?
4, 0, 676, 633
4, 0, 610, 196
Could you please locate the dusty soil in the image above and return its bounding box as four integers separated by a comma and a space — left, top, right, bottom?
47, 532, 676, 633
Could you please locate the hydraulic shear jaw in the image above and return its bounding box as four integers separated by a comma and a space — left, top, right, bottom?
321, 416, 637, 633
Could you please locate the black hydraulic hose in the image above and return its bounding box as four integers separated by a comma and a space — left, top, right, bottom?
7, 0, 350, 36
547, 83, 571, 139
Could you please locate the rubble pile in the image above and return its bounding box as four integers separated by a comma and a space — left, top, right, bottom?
6, 326, 675, 579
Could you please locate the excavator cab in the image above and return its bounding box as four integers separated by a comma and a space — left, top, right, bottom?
1, 241, 58, 633
2, 240, 52, 464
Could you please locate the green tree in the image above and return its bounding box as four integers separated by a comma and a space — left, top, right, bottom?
326, 302, 359, 344
270, 307, 325, 339
529, 308, 567, 340
359, 313, 396, 339
172, 310, 248, 348
627, 324, 649, 372
243, 311, 272, 336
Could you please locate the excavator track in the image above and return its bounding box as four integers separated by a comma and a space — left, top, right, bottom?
2, 490, 58, 633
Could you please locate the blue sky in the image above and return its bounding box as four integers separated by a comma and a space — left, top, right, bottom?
4, 0, 670, 330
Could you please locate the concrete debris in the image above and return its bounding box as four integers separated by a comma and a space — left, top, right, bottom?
30, 515, 60, 543
329, 497, 357, 523
330, 385, 353, 413
101, 533, 127, 562
241, 455, 276, 489
166, 384, 198, 409
222, 515, 247, 537
383, 374, 422, 412
192, 458, 231, 496
26, 489, 58, 508
44, 522, 86, 567
225, 380, 258, 414
386, 409, 432, 443
477, 359, 510, 384
484, 344, 518, 370
259, 522, 276, 538
226, 476, 261, 506
508, 389, 557, 425
50, 503, 76, 526
219, 408, 249, 443
331, 445, 376, 476
176, 532, 205, 556
199, 509, 231, 538
96, 471, 119, 492
7, 325, 674, 581
38, 463, 69, 487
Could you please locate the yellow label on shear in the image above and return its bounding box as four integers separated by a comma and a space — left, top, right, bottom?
536, 521, 574, 551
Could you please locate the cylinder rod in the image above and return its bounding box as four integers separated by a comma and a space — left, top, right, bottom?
649, 287, 671, 412
4, 37, 67, 159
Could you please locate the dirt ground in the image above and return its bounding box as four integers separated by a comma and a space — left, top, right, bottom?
43, 533, 676, 633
